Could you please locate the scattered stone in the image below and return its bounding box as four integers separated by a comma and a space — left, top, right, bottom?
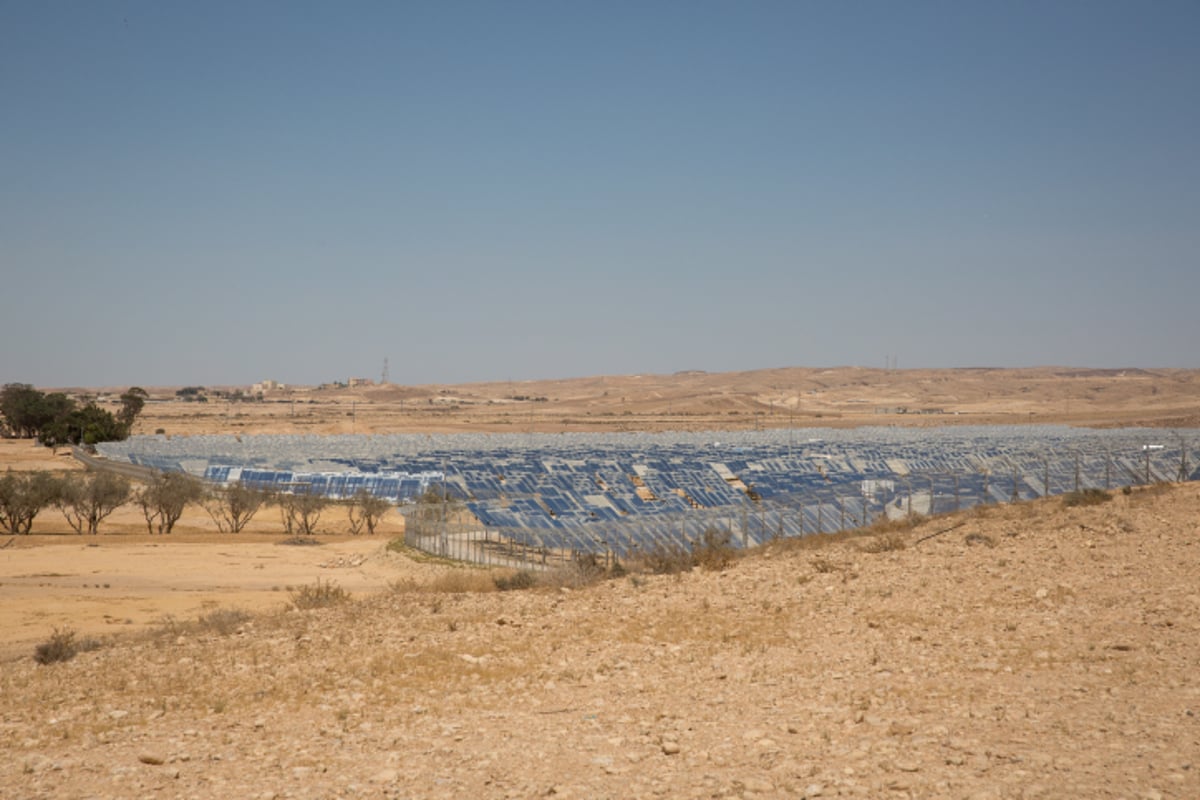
662, 741, 680, 755
137, 753, 165, 766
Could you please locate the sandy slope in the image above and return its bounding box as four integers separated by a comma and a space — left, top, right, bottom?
2, 484, 1199, 799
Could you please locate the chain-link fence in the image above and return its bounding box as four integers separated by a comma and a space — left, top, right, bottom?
401, 444, 1198, 569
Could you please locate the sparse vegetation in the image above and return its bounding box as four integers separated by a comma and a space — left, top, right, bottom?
289, 578, 351, 609
278, 490, 328, 536
493, 569, 538, 591
33, 628, 100, 664
638, 542, 695, 575
195, 607, 253, 636
345, 488, 391, 535
1062, 488, 1113, 507
55, 471, 131, 535
859, 532, 907, 553
135, 471, 203, 534
0, 469, 61, 534
202, 482, 269, 533
693, 527, 738, 570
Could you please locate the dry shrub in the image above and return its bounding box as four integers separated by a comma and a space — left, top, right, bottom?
637, 543, 695, 575
494, 570, 538, 592
964, 532, 997, 548
34, 628, 100, 665
538, 556, 608, 590
289, 578, 351, 610
389, 571, 499, 594
428, 571, 498, 593
859, 532, 907, 554
693, 527, 737, 571
1062, 488, 1112, 508
196, 607, 252, 636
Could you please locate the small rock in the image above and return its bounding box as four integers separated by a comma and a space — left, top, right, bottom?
894, 758, 920, 772
137, 753, 165, 766
803, 783, 824, 798
372, 769, 398, 783
662, 741, 680, 755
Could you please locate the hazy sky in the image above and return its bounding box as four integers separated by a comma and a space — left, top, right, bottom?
3, 1, 1197, 388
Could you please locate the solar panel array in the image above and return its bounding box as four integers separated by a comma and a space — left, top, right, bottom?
98, 426, 1200, 563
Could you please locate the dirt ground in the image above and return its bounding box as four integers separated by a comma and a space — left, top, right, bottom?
2, 367, 1199, 798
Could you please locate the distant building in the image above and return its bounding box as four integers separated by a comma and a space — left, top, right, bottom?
252, 379, 284, 394
347, 377, 374, 387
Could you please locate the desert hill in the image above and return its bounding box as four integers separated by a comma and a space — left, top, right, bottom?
3, 483, 1199, 798
55, 366, 1200, 436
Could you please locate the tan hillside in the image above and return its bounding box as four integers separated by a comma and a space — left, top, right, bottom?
49, 366, 1200, 436
3, 483, 1199, 799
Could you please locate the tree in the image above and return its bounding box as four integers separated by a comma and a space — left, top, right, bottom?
117, 387, 149, 433
136, 472, 203, 535
279, 489, 328, 536
345, 488, 391, 535
55, 471, 131, 535
202, 482, 268, 533
0, 384, 75, 439
0, 470, 63, 534
39, 403, 126, 448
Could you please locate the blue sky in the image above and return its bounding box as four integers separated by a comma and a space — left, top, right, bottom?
2, 1, 1197, 388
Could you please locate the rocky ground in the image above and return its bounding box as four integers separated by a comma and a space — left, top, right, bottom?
3, 483, 1199, 800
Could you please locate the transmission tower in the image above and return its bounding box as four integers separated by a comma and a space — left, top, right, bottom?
381, 357, 390, 385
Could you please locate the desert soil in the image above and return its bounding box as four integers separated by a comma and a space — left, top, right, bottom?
2, 367, 1199, 799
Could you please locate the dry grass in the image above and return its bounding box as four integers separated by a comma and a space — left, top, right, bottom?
196, 607, 253, 636
859, 532, 908, 554
1062, 488, 1113, 508
634, 542, 696, 575
390, 570, 499, 594
289, 578, 351, 609
693, 527, 738, 571
964, 531, 997, 548
33, 628, 101, 665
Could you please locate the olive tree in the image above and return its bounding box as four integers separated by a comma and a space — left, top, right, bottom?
279, 490, 328, 536
202, 482, 269, 534
55, 471, 131, 535
345, 488, 391, 535
0, 470, 62, 534
136, 472, 203, 535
